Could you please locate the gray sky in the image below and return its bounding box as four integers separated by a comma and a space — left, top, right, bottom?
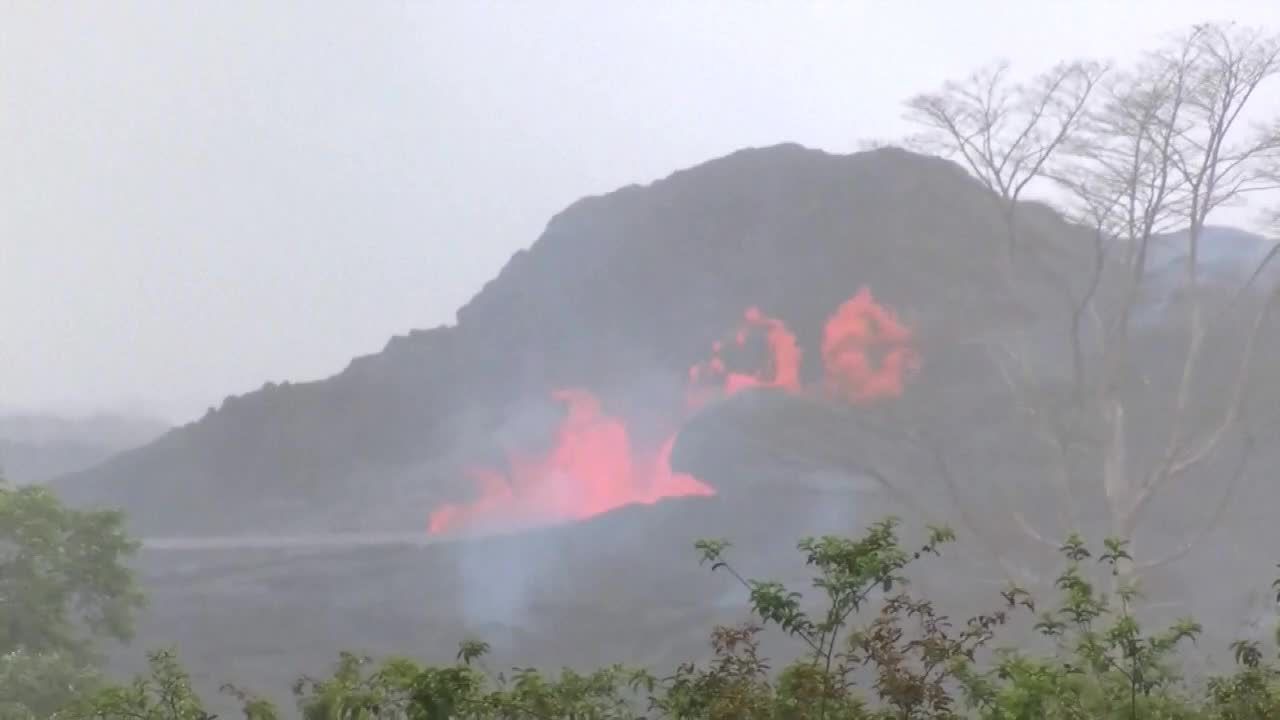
3, 1, 1279, 424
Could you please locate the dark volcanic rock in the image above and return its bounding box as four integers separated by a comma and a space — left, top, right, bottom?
52, 144, 1085, 536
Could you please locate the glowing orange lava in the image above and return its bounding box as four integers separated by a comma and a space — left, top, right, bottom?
688, 306, 802, 405
822, 287, 919, 403
427, 389, 713, 535
429, 289, 918, 536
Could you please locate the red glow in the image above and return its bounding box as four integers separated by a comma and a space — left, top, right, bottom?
688, 306, 802, 403
822, 287, 919, 403
427, 389, 713, 535
429, 290, 918, 536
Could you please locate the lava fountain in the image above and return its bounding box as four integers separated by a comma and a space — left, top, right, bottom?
823, 287, 919, 403
429, 287, 918, 536
427, 389, 712, 535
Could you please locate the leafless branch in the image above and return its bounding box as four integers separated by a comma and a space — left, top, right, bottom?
905, 59, 1107, 256
892, 22, 1280, 586
1136, 434, 1254, 571
1149, 24, 1280, 501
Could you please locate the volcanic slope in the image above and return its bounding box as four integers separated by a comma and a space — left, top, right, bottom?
52, 143, 1087, 537
53, 142, 1280, 548
52, 143, 1280, 714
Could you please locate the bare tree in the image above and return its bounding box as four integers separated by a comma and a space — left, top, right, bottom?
1056, 23, 1280, 570
897, 22, 1280, 585
905, 59, 1107, 257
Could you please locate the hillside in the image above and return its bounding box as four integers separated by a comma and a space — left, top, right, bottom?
0, 412, 169, 485
50, 144, 1278, 549
51, 143, 1086, 537
42, 143, 1280, 716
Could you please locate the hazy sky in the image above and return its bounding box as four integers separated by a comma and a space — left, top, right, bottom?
3, 1, 1279, 424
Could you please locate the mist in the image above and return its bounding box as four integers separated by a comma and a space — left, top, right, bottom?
7, 5, 1280, 720
5, 1, 1277, 423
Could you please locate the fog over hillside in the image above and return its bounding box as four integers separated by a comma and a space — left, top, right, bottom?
46, 144, 1094, 536
6, 2, 1278, 424
6, 5, 1280, 720
45, 143, 1280, 715
0, 412, 169, 484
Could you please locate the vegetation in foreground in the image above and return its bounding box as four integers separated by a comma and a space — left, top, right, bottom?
5, 479, 1280, 719
7, 17, 1280, 720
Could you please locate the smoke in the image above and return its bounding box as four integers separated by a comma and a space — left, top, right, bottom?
450, 528, 564, 634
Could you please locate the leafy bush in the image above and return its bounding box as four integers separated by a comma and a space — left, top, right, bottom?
5, 477, 1277, 719
53, 516, 1280, 719
0, 479, 143, 717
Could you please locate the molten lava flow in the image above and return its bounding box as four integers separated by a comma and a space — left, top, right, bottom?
430, 290, 920, 536
688, 306, 802, 405
427, 389, 713, 535
822, 287, 919, 403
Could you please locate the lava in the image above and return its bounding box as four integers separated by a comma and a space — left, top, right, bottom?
688, 306, 802, 403
822, 287, 919, 403
429, 289, 918, 536
427, 389, 713, 535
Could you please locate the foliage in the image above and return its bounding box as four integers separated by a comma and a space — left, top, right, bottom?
286, 646, 653, 720
695, 517, 1015, 719
0, 481, 143, 659
59, 650, 216, 720
13, 510, 1280, 720
964, 535, 1208, 719
0, 478, 143, 716
0, 650, 102, 720
59, 649, 278, 720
